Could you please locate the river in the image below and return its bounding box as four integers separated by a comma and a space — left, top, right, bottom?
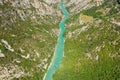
43, 0, 69, 80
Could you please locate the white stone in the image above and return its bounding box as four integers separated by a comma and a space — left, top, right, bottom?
1, 39, 14, 52
14, 72, 24, 78
0, 52, 5, 58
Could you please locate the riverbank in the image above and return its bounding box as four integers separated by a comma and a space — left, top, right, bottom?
43, 0, 69, 80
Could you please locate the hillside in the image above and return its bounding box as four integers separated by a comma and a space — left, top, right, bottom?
53, 0, 120, 80
0, 0, 60, 79
0, 0, 120, 80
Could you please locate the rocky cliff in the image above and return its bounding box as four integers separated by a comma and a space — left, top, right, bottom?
0, 0, 120, 80
0, 0, 104, 27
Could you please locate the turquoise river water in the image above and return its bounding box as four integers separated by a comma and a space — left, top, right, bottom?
44, 0, 69, 80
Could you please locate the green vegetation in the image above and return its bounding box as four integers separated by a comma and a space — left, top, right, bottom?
81, 0, 120, 21
53, 1, 120, 80
0, 0, 120, 80
0, 19, 58, 79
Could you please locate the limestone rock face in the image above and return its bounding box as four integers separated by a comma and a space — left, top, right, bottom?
1, 0, 119, 80
0, 0, 99, 27
0, 0, 62, 27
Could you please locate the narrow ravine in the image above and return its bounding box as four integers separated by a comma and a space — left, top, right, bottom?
43, 0, 69, 80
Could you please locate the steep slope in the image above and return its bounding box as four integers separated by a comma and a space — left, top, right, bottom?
0, 0, 61, 79
0, 0, 97, 79
0, 0, 62, 26
53, 1, 120, 80
0, 0, 119, 80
